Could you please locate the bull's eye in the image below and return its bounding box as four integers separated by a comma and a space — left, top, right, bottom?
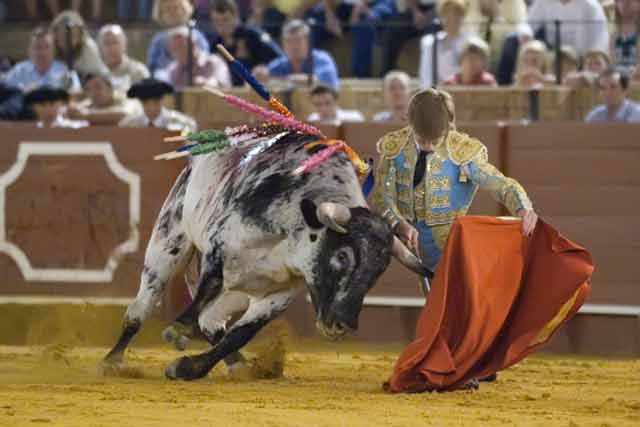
330, 248, 354, 272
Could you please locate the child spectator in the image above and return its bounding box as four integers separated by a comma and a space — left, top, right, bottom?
373, 70, 411, 123
307, 84, 364, 125
512, 40, 554, 87
66, 73, 142, 125
586, 68, 640, 122
3, 27, 81, 93
50, 10, 108, 78
98, 24, 150, 93
419, 0, 471, 88
611, 0, 640, 74
147, 0, 211, 76
442, 37, 497, 85
119, 78, 197, 131
158, 26, 231, 89
528, 0, 609, 56
557, 45, 580, 83
206, 0, 283, 87
258, 20, 340, 90
565, 49, 611, 88
24, 86, 88, 128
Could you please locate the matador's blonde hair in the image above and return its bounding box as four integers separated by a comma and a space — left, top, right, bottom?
408, 88, 456, 140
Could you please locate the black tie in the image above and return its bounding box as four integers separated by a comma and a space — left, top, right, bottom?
413, 150, 431, 188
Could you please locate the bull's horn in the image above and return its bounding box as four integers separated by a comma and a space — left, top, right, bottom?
316, 203, 351, 234
392, 237, 430, 276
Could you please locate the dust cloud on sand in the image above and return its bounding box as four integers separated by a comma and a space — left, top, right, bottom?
1, 327, 639, 427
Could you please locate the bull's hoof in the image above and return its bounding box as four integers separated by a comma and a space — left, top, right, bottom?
162, 325, 190, 351
165, 356, 208, 381
98, 358, 123, 377
463, 378, 480, 390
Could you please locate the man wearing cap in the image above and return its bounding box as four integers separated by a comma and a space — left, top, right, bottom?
119, 78, 197, 132
24, 86, 88, 128
370, 88, 537, 273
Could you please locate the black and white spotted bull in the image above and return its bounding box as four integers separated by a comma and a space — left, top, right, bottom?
102, 131, 426, 380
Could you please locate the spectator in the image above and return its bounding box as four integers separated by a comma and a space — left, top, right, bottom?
159, 26, 231, 89
586, 68, 640, 121
25, 0, 61, 21
147, 0, 211, 76
528, 0, 609, 56
71, 0, 104, 24
3, 27, 81, 93
98, 24, 150, 93
118, 0, 153, 22
419, 0, 471, 88
247, 0, 288, 41
380, 0, 441, 75
442, 37, 497, 85
260, 19, 340, 89
206, 0, 283, 87
119, 78, 197, 131
611, 0, 640, 74
464, 0, 529, 71
66, 73, 142, 125
557, 45, 580, 82
565, 49, 611, 87
50, 10, 108, 78
307, 84, 364, 125
373, 70, 411, 123
24, 86, 88, 128
0, 83, 30, 121
512, 40, 553, 87
495, 24, 533, 85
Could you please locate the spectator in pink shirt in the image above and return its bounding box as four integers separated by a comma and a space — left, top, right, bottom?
442, 37, 497, 86
160, 26, 231, 89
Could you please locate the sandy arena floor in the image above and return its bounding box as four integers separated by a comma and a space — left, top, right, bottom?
0, 332, 638, 427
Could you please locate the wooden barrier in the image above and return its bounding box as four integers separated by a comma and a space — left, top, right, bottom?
176, 85, 640, 125
0, 127, 183, 298
0, 123, 636, 354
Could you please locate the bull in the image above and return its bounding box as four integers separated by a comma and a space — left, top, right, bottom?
102, 131, 426, 380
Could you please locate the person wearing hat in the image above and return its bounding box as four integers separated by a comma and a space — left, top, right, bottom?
119, 78, 197, 132
25, 86, 88, 128
370, 88, 538, 273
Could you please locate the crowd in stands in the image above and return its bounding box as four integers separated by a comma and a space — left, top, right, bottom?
2, 0, 640, 129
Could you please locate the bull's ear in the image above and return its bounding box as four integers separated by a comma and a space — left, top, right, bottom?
300, 199, 324, 229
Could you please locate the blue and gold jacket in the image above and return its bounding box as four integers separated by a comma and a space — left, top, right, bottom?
370, 127, 532, 250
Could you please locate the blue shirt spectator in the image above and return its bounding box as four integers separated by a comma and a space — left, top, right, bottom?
585, 99, 640, 123
268, 49, 340, 90
585, 68, 640, 123
147, 28, 210, 77
3, 27, 81, 93
265, 20, 339, 90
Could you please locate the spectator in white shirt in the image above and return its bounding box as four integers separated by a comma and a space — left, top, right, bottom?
419, 0, 471, 88
98, 24, 150, 93
307, 85, 364, 126
528, 0, 609, 56
373, 70, 411, 123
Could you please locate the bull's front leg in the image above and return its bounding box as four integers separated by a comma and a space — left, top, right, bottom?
165, 287, 299, 381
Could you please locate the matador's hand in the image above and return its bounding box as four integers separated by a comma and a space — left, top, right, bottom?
517, 209, 538, 236
397, 220, 419, 253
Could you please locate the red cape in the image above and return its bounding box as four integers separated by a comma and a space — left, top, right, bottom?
386, 216, 593, 393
